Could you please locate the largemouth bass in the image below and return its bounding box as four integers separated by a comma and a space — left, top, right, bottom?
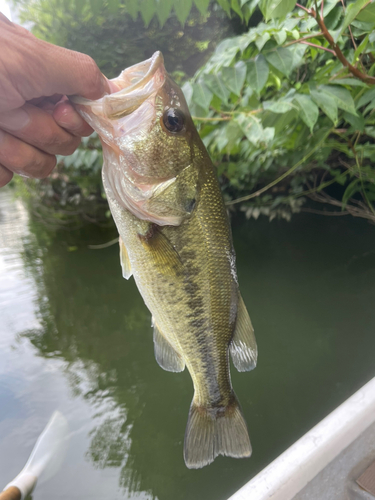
72, 52, 257, 469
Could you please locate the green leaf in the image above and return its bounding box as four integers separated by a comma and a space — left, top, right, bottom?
217, 0, 231, 16
273, 29, 287, 45
212, 38, 240, 67
182, 81, 194, 106
236, 113, 264, 145
243, 3, 256, 23
357, 87, 375, 107
322, 0, 341, 17
310, 89, 338, 124
353, 33, 369, 62
247, 55, 269, 94
340, 0, 369, 36
156, 0, 174, 26
351, 19, 375, 33
289, 43, 307, 69
139, 0, 156, 26
265, 47, 294, 77
293, 94, 319, 132
174, 0, 192, 25
262, 127, 275, 143
332, 78, 369, 87
219, 121, 244, 151
231, 0, 244, 19
263, 100, 297, 113
255, 31, 270, 51
356, 1, 375, 22
342, 178, 361, 209
193, 0, 210, 15
221, 61, 247, 96
320, 85, 357, 115
205, 73, 231, 102
259, 0, 296, 20
125, 0, 139, 20
192, 81, 213, 110
343, 111, 365, 132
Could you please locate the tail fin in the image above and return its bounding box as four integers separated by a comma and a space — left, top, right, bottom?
184, 395, 251, 469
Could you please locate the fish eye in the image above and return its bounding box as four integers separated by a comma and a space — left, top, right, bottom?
162, 108, 185, 133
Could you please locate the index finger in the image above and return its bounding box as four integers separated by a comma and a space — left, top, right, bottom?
40, 43, 111, 100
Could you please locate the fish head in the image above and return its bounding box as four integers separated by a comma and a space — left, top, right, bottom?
72, 52, 204, 225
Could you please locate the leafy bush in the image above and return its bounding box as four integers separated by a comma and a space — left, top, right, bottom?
12, 0, 375, 223
182, 0, 375, 221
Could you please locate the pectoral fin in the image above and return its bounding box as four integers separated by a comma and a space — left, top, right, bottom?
230, 294, 257, 372
152, 318, 185, 372
119, 236, 132, 279
138, 226, 183, 277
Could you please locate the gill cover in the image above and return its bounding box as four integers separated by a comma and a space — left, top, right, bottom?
72, 52, 200, 226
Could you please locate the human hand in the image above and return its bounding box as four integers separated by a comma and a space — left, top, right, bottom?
0, 13, 114, 187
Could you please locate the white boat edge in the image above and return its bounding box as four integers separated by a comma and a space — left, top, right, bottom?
228, 376, 375, 500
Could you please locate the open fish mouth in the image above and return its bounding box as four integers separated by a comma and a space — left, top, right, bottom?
70, 51, 166, 122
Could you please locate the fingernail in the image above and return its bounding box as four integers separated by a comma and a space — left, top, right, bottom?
0, 108, 30, 131
55, 109, 83, 130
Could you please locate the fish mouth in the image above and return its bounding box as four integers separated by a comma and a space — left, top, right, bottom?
71, 51, 166, 119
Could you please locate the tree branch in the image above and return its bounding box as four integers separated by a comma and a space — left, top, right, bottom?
284, 32, 323, 47
309, 7, 375, 84
295, 3, 311, 14
299, 40, 335, 54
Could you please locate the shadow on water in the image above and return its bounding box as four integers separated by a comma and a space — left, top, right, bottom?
17, 208, 375, 500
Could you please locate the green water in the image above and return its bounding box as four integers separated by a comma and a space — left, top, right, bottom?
1, 187, 375, 500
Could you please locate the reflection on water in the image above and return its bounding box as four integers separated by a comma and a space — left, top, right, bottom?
1, 187, 375, 500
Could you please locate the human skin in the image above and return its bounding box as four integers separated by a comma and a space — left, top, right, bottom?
0, 13, 117, 187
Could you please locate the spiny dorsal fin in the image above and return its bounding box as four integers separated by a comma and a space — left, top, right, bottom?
152, 318, 185, 373
230, 294, 257, 372
119, 236, 132, 280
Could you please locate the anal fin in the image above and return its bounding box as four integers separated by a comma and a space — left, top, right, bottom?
230, 294, 257, 372
119, 236, 132, 279
152, 318, 185, 373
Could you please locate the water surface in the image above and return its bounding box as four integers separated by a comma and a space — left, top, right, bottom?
1, 187, 375, 499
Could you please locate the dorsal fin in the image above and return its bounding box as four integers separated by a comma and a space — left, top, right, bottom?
152, 317, 185, 372
119, 236, 132, 279
230, 294, 257, 372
